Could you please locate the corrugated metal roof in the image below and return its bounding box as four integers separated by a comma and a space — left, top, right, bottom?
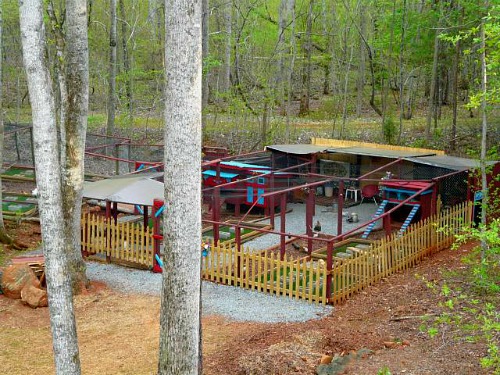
265, 144, 329, 155
83, 174, 164, 206
404, 155, 494, 171
326, 146, 437, 159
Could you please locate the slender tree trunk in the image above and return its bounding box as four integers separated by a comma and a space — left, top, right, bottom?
278, 0, 287, 115
47, 1, 67, 165
19, 1, 81, 373
202, 0, 209, 119
119, 0, 133, 124
299, 0, 314, 116
397, 0, 407, 144
221, 1, 232, 93
107, 0, 117, 143
158, 0, 202, 373
63, 0, 90, 291
0, 0, 13, 246
479, 5, 488, 259
285, 0, 296, 141
426, 9, 441, 141
451, 38, 460, 151
356, 6, 366, 117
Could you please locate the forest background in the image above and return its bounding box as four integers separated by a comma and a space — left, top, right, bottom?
1, 0, 499, 155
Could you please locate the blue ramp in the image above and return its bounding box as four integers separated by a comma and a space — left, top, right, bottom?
361, 200, 388, 239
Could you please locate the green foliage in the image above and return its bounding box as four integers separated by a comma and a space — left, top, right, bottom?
382, 115, 396, 144
377, 366, 392, 375
422, 204, 500, 373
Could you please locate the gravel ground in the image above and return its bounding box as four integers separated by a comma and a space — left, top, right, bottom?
244, 202, 380, 251
85, 202, 379, 323
86, 262, 332, 323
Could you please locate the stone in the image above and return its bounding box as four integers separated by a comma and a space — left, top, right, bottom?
0, 264, 40, 299
320, 355, 333, 364
21, 284, 48, 308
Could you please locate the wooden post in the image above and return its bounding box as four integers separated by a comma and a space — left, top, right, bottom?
112, 202, 118, 224
213, 186, 220, 246
143, 205, 149, 228
235, 224, 241, 279
311, 154, 317, 216
152, 198, 164, 273
431, 183, 438, 216
105, 200, 111, 220
269, 173, 275, 229
337, 180, 344, 238
326, 240, 333, 303
307, 188, 314, 255
280, 193, 286, 260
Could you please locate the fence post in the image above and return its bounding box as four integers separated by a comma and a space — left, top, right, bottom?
306, 188, 314, 256
337, 180, 344, 239
235, 224, 241, 279
152, 198, 164, 273
326, 241, 333, 304
280, 193, 286, 260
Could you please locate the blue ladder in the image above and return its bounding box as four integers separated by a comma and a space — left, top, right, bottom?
398, 204, 420, 235
361, 200, 388, 239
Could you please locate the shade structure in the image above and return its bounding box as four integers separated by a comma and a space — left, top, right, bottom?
83, 173, 164, 206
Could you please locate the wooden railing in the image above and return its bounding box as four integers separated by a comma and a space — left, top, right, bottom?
80, 201, 472, 305
201, 243, 328, 305
81, 214, 154, 267
200, 201, 472, 305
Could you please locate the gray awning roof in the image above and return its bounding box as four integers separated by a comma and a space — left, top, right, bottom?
404, 155, 495, 171
265, 144, 329, 155
326, 146, 437, 159
83, 173, 164, 206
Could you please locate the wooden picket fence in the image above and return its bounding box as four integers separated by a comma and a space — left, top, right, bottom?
201, 201, 473, 305
328, 201, 472, 304
80, 201, 472, 305
201, 244, 329, 304
81, 214, 154, 267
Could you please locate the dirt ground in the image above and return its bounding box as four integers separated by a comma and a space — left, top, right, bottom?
0, 214, 490, 375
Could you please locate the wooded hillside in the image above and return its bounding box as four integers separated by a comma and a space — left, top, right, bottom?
2, 1, 499, 153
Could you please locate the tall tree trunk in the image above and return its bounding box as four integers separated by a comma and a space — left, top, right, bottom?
119, 0, 133, 124
278, 0, 288, 115
397, 0, 407, 144
63, 0, 90, 291
0, 0, 13, 246
202, 0, 209, 123
19, 0, 81, 373
356, 6, 366, 117
221, 0, 232, 93
106, 0, 117, 143
426, 7, 441, 141
451, 38, 460, 151
285, 0, 296, 141
299, 0, 314, 116
479, 3, 488, 259
158, 0, 202, 373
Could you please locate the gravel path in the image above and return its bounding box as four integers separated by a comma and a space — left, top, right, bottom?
244, 202, 380, 250
85, 203, 380, 323
86, 262, 332, 323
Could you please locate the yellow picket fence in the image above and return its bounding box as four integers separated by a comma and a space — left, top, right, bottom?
80, 201, 472, 305
201, 243, 329, 304
81, 214, 154, 267
201, 201, 472, 305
